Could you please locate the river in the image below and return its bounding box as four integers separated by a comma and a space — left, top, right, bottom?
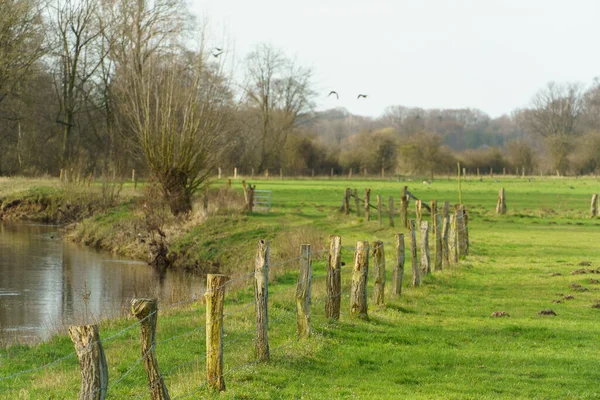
0, 222, 204, 345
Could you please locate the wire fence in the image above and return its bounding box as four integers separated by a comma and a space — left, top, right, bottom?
1, 217, 471, 398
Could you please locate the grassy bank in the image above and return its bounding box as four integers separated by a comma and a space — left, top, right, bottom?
2, 176, 600, 398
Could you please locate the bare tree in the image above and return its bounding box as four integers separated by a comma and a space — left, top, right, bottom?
244, 44, 315, 171
121, 48, 232, 215
519, 82, 583, 175
0, 0, 46, 104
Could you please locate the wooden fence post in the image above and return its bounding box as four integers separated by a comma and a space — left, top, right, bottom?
392, 233, 405, 296
205, 275, 228, 392
265, 169, 269, 179
377, 195, 382, 226
441, 215, 450, 269
449, 215, 458, 264
344, 188, 351, 215
388, 196, 395, 227
364, 189, 371, 221
430, 200, 437, 235
354, 189, 361, 217
69, 325, 108, 400
420, 221, 431, 275
409, 221, 420, 287
372, 241, 385, 306
218, 167, 222, 179
591, 194, 598, 218
442, 201, 449, 219
131, 299, 170, 399
350, 241, 369, 319
496, 188, 506, 215
280, 168, 283, 180
400, 195, 408, 229
349, 168, 353, 179
254, 240, 269, 363
234, 167, 238, 179
326, 235, 342, 320
435, 213, 443, 271
415, 200, 423, 225
456, 206, 467, 258
296, 244, 312, 338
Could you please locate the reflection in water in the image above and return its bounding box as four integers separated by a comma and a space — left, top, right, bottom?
0, 223, 204, 345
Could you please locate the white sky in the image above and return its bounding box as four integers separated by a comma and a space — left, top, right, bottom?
190, 0, 600, 118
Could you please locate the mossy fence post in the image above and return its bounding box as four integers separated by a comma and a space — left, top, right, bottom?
441, 215, 450, 269
254, 240, 270, 363
449, 215, 458, 264
350, 241, 369, 318
296, 244, 312, 338
409, 221, 420, 287
420, 221, 431, 275
496, 188, 506, 215
205, 274, 228, 392
326, 235, 342, 320
400, 195, 409, 228
430, 200, 438, 234
364, 189, 371, 221
591, 194, 598, 218
415, 200, 423, 225
388, 196, 395, 227
392, 233, 405, 296
344, 188, 351, 215
435, 213, 443, 271
69, 324, 108, 400
131, 298, 170, 399
372, 241, 386, 306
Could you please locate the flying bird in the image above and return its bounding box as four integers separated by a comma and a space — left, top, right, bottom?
357, 94, 367, 99
213, 47, 223, 58
328, 91, 339, 99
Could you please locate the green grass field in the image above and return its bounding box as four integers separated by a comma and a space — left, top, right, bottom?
2, 176, 600, 399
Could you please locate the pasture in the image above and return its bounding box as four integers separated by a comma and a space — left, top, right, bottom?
1, 176, 600, 399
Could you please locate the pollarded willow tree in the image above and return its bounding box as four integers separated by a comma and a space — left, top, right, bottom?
121, 49, 232, 215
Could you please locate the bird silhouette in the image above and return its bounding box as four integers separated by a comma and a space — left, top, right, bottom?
328, 91, 339, 99
357, 94, 367, 99
213, 47, 223, 58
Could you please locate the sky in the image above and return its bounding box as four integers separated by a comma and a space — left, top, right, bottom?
190, 0, 600, 118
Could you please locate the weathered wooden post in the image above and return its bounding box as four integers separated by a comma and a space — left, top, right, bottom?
420, 221, 431, 275
377, 195, 382, 226
279, 168, 283, 180
349, 168, 353, 179
326, 235, 342, 320
449, 215, 458, 264
496, 188, 506, 215
435, 213, 443, 271
331, 167, 334, 178
354, 189, 361, 217
442, 201, 449, 219
441, 215, 450, 269
344, 188, 351, 215
364, 189, 371, 221
234, 167, 238, 179
430, 200, 438, 235
409, 221, 420, 287
591, 194, 598, 218
381, 168, 385, 179
254, 240, 269, 363
415, 200, 423, 225
391, 233, 405, 296
400, 195, 409, 229
456, 206, 467, 258
350, 241, 369, 319
490, 167, 493, 178
265, 169, 269, 179
372, 241, 385, 306
296, 244, 312, 338
69, 325, 108, 400
503, 167, 506, 176
60, 168, 64, 182
476, 167, 480, 178
387, 196, 395, 227
218, 167, 222, 179
131, 299, 170, 399
205, 275, 228, 391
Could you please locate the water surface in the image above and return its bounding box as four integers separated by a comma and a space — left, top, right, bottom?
0, 222, 203, 345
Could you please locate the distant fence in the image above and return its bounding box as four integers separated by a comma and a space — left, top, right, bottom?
1, 209, 471, 399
